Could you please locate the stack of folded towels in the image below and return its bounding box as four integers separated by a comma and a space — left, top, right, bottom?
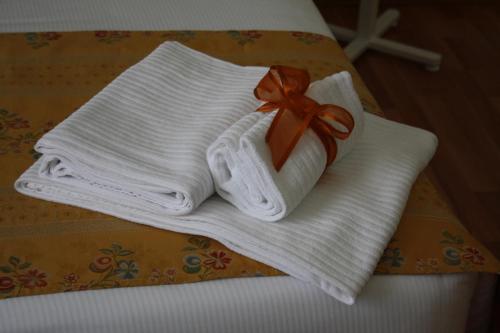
15, 42, 437, 305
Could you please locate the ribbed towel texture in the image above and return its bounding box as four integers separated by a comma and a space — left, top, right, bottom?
15, 42, 438, 304
207, 71, 364, 221
29, 42, 268, 215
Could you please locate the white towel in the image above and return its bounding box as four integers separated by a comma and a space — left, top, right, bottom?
15, 42, 438, 304
29, 41, 268, 215
207, 71, 364, 221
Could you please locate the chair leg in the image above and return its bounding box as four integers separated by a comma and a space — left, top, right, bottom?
327, 2, 442, 71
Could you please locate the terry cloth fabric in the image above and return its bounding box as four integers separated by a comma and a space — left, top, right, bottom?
21, 41, 268, 215
15, 41, 438, 304
207, 71, 365, 221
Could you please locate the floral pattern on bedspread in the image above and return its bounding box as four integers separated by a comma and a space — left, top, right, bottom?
0, 109, 53, 156
227, 30, 263, 45
24, 32, 61, 49
160, 31, 196, 43
0, 256, 48, 297
95, 31, 131, 44
291, 31, 325, 44
0, 30, 498, 300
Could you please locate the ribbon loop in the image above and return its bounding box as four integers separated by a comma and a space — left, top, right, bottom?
254, 65, 355, 171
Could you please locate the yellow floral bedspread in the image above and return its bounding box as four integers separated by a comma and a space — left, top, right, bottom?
0, 31, 498, 300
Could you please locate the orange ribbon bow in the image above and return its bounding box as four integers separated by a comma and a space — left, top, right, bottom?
254, 65, 355, 171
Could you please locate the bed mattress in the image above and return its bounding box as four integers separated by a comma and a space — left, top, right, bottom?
0, 0, 494, 332
0, 0, 332, 37
0, 275, 477, 333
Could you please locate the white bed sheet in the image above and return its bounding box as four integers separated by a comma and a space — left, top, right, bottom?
0, 0, 333, 37
0, 275, 477, 333
0, 0, 493, 332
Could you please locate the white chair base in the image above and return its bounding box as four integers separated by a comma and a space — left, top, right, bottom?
328, 2, 442, 71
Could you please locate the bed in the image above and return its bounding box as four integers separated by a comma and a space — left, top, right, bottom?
0, 1, 495, 332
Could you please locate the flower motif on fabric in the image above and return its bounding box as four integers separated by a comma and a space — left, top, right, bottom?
290, 31, 325, 45
24, 32, 61, 49
17, 269, 48, 289
182, 236, 211, 252
203, 251, 232, 270
95, 31, 131, 44
63, 273, 79, 284
378, 239, 405, 270
442, 247, 461, 265
0, 109, 53, 156
59, 244, 138, 292
116, 260, 139, 279
183, 254, 202, 274
0, 256, 48, 298
0, 277, 15, 294
440, 230, 486, 270
462, 247, 485, 265
380, 248, 404, 267
416, 258, 439, 273
227, 30, 263, 45
90, 255, 114, 273
182, 236, 233, 280
161, 31, 196, 43
440, 230, 464, 246
148, 268, 177, 284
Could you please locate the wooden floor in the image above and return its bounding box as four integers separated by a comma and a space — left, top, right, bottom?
316, 3, 500, 259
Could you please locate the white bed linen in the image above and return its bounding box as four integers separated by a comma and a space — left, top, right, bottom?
0, 0, 490, 332
0, 0, 333, 37
0, 275, 477, 333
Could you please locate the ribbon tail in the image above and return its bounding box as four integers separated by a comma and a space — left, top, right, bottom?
266, 107, 313, 171
256, 102, 279, 113
310, 119, 338, 167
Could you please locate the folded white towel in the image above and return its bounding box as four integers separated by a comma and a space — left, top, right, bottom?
30, 41, 268, 215
207, 71, 364, 221
15, 42, 438, 304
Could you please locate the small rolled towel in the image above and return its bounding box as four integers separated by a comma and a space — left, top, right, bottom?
207, 71, 365, 221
